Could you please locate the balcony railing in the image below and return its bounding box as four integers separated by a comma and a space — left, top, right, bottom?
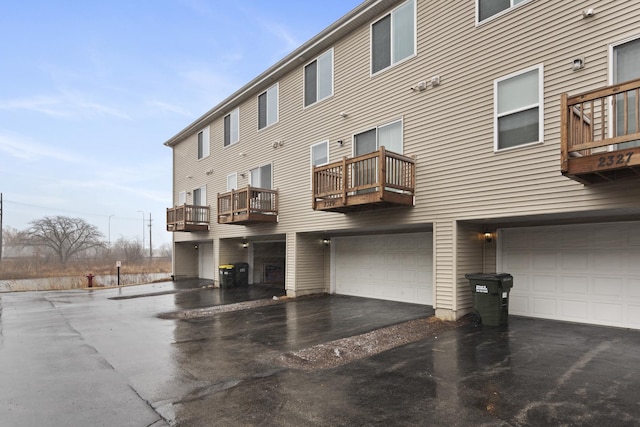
561, 78, 640, 184
166, 205, 210, 232
312, 146, 415, 213
217, 186, 278, 225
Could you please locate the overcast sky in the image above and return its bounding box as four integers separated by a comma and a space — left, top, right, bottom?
0, 0, 362, 249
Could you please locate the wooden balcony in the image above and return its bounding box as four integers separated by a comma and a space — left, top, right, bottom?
312, 147, 415, 213
217, 186, 278, 225
561, 78, 640, 184
166, 205, 210, 232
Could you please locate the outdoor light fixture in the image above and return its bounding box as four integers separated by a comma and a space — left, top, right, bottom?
337, 140, 344, 147
194, 244, 199, 250
582, 8, 595, 18
322, 238, 331, 245
572, 57, 585, 71
242, 242, 249, 249
484, 232, 493, 243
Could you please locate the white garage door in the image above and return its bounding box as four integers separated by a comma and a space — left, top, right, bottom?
198, 242, 215, 280
499, 222, 640, 329
333, 232, 433, 305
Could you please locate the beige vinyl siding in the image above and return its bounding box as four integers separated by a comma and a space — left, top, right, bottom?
456, 222, 484, 315
173, 243, 198, 278
168, 0, 640, 314
294, 234, 327, 294
218, 239, 246, 267
434, 220, 454, 312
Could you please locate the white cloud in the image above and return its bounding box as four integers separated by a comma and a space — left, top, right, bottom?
146, 100, 193, 117
0, 131, 84, 163
0, 90, 130, 120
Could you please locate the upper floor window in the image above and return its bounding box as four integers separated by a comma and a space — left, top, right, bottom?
227, 173, 238, 191
371, 0, 415, 75
258, 84, 279, 130
304, 49, 333, 107
224, 108, 239, 147
354, 119, 403, 156
193, 186, 206, 206
477, 0, 528, 23
197, 126, 210, 159
494, 64, 543, 151
311, 141, 329, 167
249, 164, 272, 189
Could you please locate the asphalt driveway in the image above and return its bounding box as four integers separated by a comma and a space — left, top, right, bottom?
1, 280, 639, 426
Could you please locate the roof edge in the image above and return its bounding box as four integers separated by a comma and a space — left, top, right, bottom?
164, 0, 390, 147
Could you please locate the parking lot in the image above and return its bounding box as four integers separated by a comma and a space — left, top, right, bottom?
1, 280, 639, 426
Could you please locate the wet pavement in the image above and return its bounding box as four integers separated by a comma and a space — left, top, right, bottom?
1, 280, 639, 426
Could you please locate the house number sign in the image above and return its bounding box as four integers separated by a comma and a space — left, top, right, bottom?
597, 152, 633, 168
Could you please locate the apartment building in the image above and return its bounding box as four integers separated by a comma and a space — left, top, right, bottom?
165, 0, 640, 329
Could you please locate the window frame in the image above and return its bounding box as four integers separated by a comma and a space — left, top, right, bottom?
223, 108, 240, 147
303, 48, 334, 108
178, 191, 186, 206
197, 126, 210, 160
476, 0, 532, 25
370, 0, 417, 76
249, 163, 273, 190
226, 173, 238, 192
352, 118, 404, 157
493, 64, 544, 152
193, 185, 207, 206
310, 140, 329, 189
258, 83, 279, 130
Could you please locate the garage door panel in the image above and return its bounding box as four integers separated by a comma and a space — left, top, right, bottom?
560, 300, 589, 320
591, 278, 624, 297
532, 297, 557, 316
561, 251, 589, 271
335, 232, 432, 305
501, 222, 640, 329
560, 276, 589, 295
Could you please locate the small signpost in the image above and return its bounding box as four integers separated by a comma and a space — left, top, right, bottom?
116, 261, 122, 286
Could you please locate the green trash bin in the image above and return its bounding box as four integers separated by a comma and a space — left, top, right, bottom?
465, 273, 513, 326
234, 263, 249, 287
219, 265, 235, 288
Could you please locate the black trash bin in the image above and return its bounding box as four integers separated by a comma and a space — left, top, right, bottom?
234, 263, 249, 287
219, 265, 235, 288
465, 273, 513, 326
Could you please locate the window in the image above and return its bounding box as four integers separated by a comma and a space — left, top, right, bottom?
224, 108, 239, 147
193, 186, 206, 206
494, 65, 543, 151
311, 141, 329, 166
258, 84, 278, 129
178, 191, 186, 205
197, 126, 210, 159
249, 164, 272, 189
477, 0, 528, 23
612, 37, 640, 149
371, 0, 415, 75
304, 49, 333, 107
354, 120, 403, 156
227, 173, 238, 192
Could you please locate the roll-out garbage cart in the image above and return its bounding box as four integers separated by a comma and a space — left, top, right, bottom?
219, 265, 235, 288
234, 263, 249, 287
465, 273, 513, 326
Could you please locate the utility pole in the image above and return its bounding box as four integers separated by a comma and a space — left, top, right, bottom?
0, 193, 3, 261
148, 213, 153, 259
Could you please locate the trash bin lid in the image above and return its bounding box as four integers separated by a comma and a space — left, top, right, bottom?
219, 264, 235, 269
465, 273, 512, 280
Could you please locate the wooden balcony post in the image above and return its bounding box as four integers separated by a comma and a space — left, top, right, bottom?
342, 156, 348, 205
312, 167, 317, 209
560, 93, 569, 173
378, 146, 386, 199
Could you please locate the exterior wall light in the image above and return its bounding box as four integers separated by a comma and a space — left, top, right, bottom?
484, 232, 493, 243
572, 57, 585, 71
322, 238, 331, 245
242, 242, 249, 249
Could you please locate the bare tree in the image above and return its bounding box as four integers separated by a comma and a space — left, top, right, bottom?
24, 216, 105, 265
112, 237, 144, 263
